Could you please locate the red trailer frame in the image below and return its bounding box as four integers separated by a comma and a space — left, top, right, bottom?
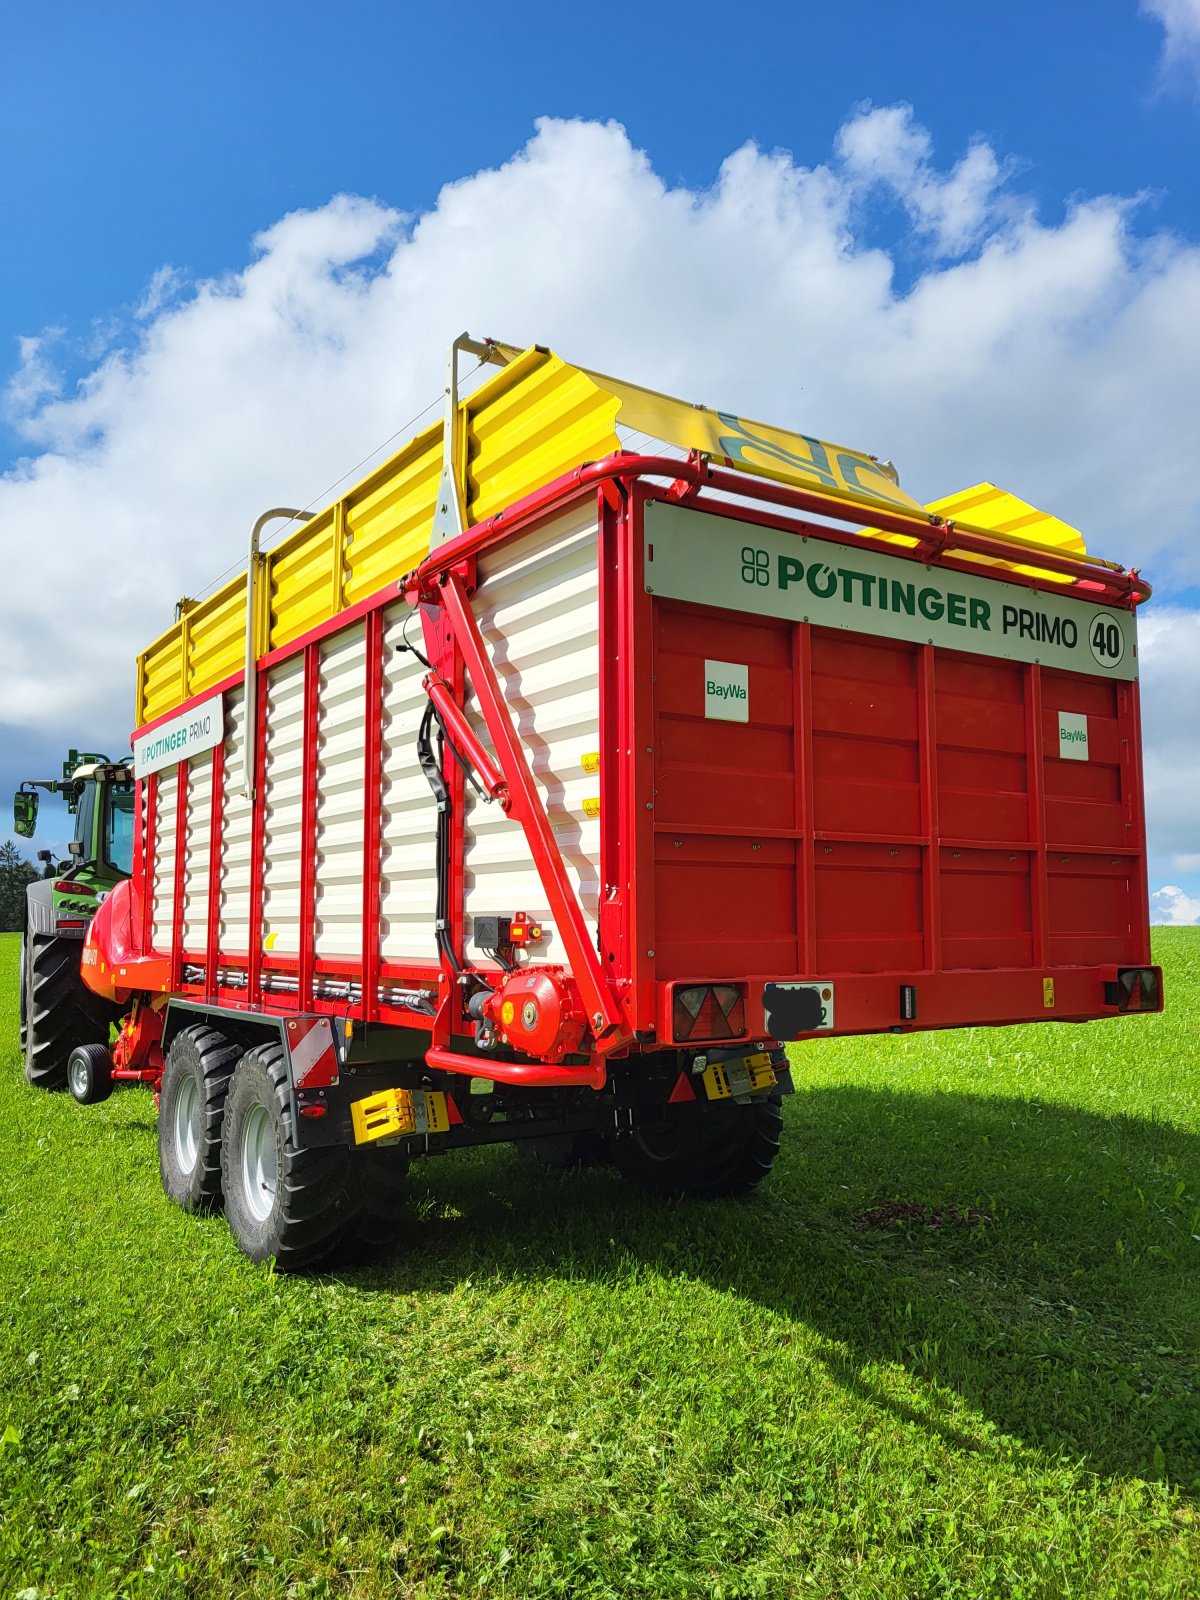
93, 451, 1161, 1102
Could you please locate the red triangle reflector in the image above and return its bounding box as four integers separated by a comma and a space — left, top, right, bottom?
446, 1093, 465, 1125
668, 1072, 696, 1103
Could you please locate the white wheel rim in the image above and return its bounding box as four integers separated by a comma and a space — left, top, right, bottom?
174, 1074, 201, 1175
241, 1103, 278, 1223
69, 1054, 90, 1099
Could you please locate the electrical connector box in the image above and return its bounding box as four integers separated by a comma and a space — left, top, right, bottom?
473, 916, 512, 951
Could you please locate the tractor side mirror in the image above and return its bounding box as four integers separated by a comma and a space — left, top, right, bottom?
13, 790, 38, 838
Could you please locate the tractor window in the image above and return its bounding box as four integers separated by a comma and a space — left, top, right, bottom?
106, 789, 135, 876
73, 783, 95, 857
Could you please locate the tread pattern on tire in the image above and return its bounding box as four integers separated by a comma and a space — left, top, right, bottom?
159, 1024, 240, 1212
223, 1043, 397, 1271
23, 933, 119, 1091
612, 1094, 784, 1199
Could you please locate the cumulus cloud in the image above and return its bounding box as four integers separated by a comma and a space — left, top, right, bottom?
1150, 885, 1200, 925
1136, 608, 1200, 876
1143, 0, 1200, 79
836, 102, 1009, 254
0, 109, 1198, 884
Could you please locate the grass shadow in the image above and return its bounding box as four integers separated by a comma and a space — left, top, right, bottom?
343, 1086, 1200, 1488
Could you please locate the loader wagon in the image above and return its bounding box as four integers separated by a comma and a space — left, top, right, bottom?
23, 337, 1162, 1268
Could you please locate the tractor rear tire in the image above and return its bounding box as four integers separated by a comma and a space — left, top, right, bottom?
18, 936, 28, 1057
23, 933, 119, 1092
158, 1025, 240, 1213
68, 1043, 114, 1105
611, 1094, 784, 1199
221, 1043, 362, 1271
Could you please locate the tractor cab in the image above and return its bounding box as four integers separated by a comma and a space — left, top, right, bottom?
13, 751, 135, 928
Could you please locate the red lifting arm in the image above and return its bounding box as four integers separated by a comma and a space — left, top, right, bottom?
425, 567, 632, 1056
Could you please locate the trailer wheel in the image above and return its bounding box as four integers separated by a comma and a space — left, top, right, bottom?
67, 1044, 114, 1106
23, 932, 119, 1092
351, 1147, 410, 1249
221, 1043, 360, 1271
158, 1025, 240, 1212
612, 1094, 784, 1199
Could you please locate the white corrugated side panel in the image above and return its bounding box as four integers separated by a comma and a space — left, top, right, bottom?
315, 624, 367, 958
151, 766, 179, 949
181, 752, 213, 949
463, 503, 601, 970
261, 655, 305, 956
379, 604, 439, 963
219, 686, 253, 955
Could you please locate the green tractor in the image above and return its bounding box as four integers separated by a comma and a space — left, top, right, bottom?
13, 751, 135, 1090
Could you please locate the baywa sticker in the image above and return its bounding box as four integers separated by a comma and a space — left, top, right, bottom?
705, 660, 749, 723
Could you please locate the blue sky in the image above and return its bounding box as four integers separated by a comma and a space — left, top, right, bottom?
2, 0, 1199, 917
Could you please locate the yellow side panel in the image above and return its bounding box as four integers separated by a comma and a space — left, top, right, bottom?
141, 630, 186, 724
584, 366, 925, 516
186, 577, 247, 692
133, 346, 1113, 730
269, 516, 337, 650
467, 351, 620, 523
343, 427, 443, 605
926, 482, 1087, 556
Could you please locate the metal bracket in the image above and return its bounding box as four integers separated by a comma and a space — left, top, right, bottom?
242, 507, 313, 800
429, 334, 509, 552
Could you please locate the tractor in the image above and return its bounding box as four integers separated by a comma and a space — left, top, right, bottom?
13, 752, 135, 1091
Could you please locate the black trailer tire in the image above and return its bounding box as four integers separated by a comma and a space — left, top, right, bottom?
221, 1043, 361, 1271
67, 1043, 114, 1105
351, 1146, 410, 1249
520, 1129, 612, 1170
23, 932, 119, 1092
158, 1025, 240, 1213
611, 1094, 784, 1199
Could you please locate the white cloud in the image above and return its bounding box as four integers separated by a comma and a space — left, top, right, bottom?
0, 109, 1197, 886
1150, 884, 1200, 925
1136, 608, 1200, 871
836, 102, 1009, 255
1143, 0, 1200, 78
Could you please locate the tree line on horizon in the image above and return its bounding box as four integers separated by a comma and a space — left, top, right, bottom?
0, 840, 38, 933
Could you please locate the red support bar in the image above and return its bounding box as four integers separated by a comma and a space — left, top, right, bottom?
169, 759, 189, 993
247, 668, 270, 1008
793, 623, 816, 972
298, 644, 320, 1011
429, 568, 631, 1055
141, 775, 156, 953
426, 1045, 606, 1091
413, 453, 1151, 609
917, 645, 942, 973
361, 608, 385, 1022
205, 740, 224, 998
423, 672, 509, 802
1025, 664, 1049, 969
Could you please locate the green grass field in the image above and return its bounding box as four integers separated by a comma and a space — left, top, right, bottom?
1, 931, 1197, 1599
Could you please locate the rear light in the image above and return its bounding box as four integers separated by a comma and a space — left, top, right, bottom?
1104, 967, 1163, 1013
671, 984, 746, 1042
54, 880, 96, 897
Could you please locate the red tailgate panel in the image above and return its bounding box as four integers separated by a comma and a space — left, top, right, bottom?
650, 598, 1147, 986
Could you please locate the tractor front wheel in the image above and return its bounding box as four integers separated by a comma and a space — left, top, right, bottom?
67, 1044, 114, 1105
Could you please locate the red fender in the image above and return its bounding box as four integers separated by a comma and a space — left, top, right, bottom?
81, 878, 171, 1002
